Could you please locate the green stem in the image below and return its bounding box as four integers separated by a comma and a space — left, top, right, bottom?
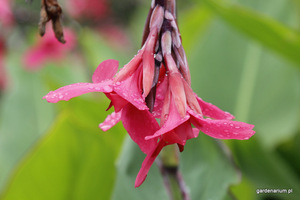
158, 144, 190, 200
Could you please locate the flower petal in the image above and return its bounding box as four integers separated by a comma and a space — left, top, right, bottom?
152, 74, 168, 118
189, 110, 255, 140
114, 67, 148, 110
197, 96, 234, 120
142, 28, 157, 97
114, 49, 143, 82
99, 111, 122, 131
135, 140, 165, 188
146, 94, 189, 140
92, 59, 119, 83
105, 93, 128, 113
43, 80, 113, 103
121, 104, 160, 154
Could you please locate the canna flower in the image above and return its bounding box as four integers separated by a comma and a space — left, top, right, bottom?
23, 28, 76, 71
0, 0, 14, 28
44, 0, 255, 188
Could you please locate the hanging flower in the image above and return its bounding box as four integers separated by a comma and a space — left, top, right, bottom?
23, 28, 76, 71
44, 0, 255, 188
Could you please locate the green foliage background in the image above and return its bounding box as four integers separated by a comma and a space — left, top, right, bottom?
0, 0, 300, 199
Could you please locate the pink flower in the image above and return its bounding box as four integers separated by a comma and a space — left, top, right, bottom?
44, 1, 255, 188
0, 0, 14, 27
23, 28, 76, 70
65, 0, 110, 21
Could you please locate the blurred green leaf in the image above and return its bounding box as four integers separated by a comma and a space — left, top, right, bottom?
0, 98, 125, 200
112, 134, 239, 200
231, 137, 300, 200
203, 0, 300, 68
0, 54, 55, 192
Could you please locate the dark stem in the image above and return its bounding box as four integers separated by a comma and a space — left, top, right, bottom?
158, 145, 190, 200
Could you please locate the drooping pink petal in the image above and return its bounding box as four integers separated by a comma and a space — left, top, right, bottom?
165, 54, 187, 117
182, 79, 202, 115
114, 50, 143, 82
146, 93, 189, 140
92, 59, 119, 83
114, 66, 148, 110
135, 140, 165, 188
105, 92, 128, 113
189, 110, 255, 140
162, 121, 193, 146
43, 80, 113, 103
142, 28, 157, 97
121, 104, 160, 154
99, 111, 122, 131
152, 73, 168, 118
197, 96, 234, 120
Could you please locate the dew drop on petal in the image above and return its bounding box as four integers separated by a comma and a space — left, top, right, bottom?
235, 126, 240, 129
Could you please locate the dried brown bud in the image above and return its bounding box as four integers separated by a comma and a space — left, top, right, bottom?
39, 0, 65, 43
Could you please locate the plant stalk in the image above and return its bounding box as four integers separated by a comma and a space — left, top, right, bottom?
158, 144, 190, 200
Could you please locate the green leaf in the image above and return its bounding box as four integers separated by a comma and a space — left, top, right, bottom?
0, 98, 125, 200
203, 0, 300, 68
112, 134, 239, 200
231, 137, 300, 200
0, 54, 55, 192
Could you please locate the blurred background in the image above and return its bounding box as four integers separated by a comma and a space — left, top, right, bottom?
0, 0, 300, 199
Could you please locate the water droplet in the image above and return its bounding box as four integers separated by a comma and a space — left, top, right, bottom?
230, 123, 234, 127
223, 122, 228, 125
235, 126, 240, 129
103, 85, 111, 92
115, 82, 121, 86
224, 130, 229, 133
59, 95, 63, 99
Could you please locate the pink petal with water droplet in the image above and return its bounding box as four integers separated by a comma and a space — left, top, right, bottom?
146, 94, 189, 140
92, 59, 119, 83
114, 50, 143, 82
105, 93, 128, 113
43, 80, 113, 103
189, 110, 255, 140
114, 66, 148, 110
162, 121, 193, 146
152, 74, 168, 118
197, 96, 235, 120
135, 141, 165, 188
121, 104, 159, 154
99, 111, 122, 131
